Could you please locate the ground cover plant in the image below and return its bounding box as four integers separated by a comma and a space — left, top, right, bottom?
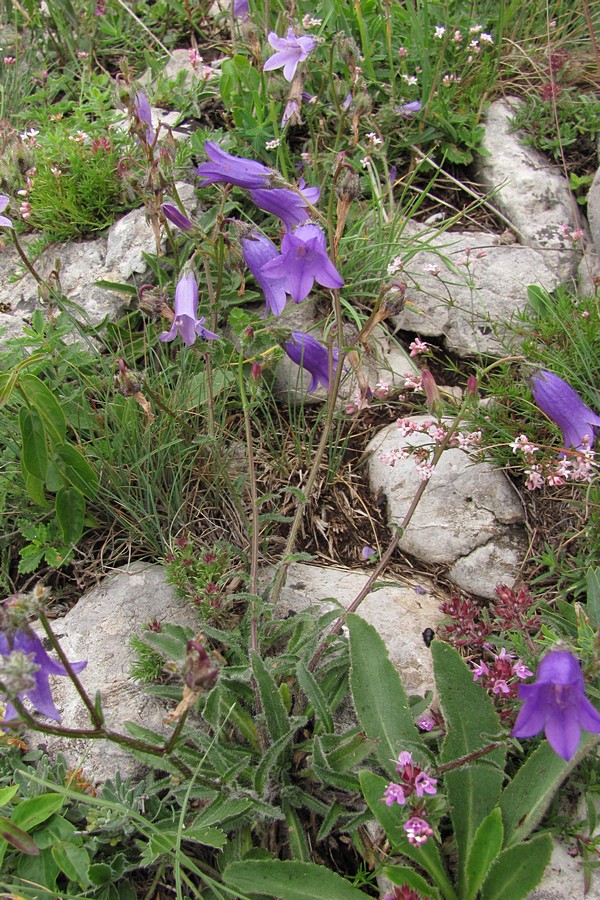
0, 0, 600, 896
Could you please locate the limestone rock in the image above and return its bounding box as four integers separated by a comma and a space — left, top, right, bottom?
37, 564, 199, 784
278, 561, 445, 697
477, 98, 582, 249
529, 839, 600, 899
395, 226, 577, 356
587, 165, 600, 260
367, 418, 527, 598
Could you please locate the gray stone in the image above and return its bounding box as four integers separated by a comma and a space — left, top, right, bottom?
529, 838, 600, 899
588, 165, 600, 260
278, 561, 445, 697
37, 564, 199, 784
395, 226, 578, 356
578, 245, 600, 298
367, 418, 527, 598
0, 182, 197, 346
477, 98, 582, 249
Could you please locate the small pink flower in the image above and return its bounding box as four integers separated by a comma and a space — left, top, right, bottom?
383, 782, 406, 806
409, 337, 429, 357
414, 772, 438, 796
417, 714, 436, 731
404, 816, 433, 845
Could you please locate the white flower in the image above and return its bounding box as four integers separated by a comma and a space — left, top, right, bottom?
434, 25, 446, 39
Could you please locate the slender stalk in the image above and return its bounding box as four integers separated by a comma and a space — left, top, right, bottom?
435, 742, 505, 774
238, 353, 260, 653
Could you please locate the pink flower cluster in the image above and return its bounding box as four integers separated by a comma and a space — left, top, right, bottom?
510, 433, 596, 489
379, 418, 482, 481
472, 646, 533, 699
382, 751, 438, 846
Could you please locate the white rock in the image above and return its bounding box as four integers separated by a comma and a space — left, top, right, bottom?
477, 98, 582, 249
278, 561, 445, 697
38, 564, 199, 784
528, 838, 600, 899
367, 418, 527, 598
587, 165, 600, 260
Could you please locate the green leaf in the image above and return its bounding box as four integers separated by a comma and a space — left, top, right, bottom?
11, 793, 64, 830
25, 469, 50, 507
20, 406, 48, 480
433, 641, 505, 897
480, 834, 553, 900
360, 770, 457, 900
384, 865, 438, 898
348, 614, 428, 776
0, 815, 40, 855
465, 808, 503, 900
499, 733, 599, 847
526, 284, 553, 318
223, 860, 369, 899
192, 797, 255, 830
251, 652, 290, 743
283, 802, 311, 861
254, 729, 295, 795
19, 374, 66, 445
51, 841, 90, 887
296, 661, 334, 733
0, 785, 19, 807
586, 569, 600, 629
52, 443, 98, 500
55, 486, 85, 544
88, 862, 113, 886
176, 825, 227, 849
93, 279, 138, 295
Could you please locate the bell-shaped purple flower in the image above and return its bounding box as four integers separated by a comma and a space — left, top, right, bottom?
263, 29, 317, 82
0, 629, 86, 723
512, 650, 600, 760
284, 331, 339, 392
531, 370, 600, 452
159, 271, 219, 346
196, 141, 273, 190
133, 90, 155, 145
241, 231, 289, 316
260, 223, 343, 303
233, 0, 249, 20
162, 203, 193, 232
0, 195, 13, 228
249, 179, 319, 231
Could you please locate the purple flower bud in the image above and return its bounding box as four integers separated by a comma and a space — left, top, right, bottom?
0, 195, 13, 229
531, 370, 600, 452
284, 331, 339, 392
260, 223, 343, 303
133, 90, 155, 144
398, 99, 422, 118
263, 29, 317, 82
196, 141, 273, 190
0, 627, 86, 723
512, 650, 600, 760
162, 203, 193, 232
361, 545, 375, 560
233, 0, 249, 20
159, 271, 219, 346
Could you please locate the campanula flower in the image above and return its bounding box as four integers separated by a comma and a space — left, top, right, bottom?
233, 0, 249, 19
162, 203, 193, 232
159, 271, 219, 346
512, 650, 600, 760
263, 29, 317, 82
260, 223, 343, 303
133, 90, 155, 144
196, 141, 273, 190
0, 628, 86, 723
0, 195, 13, 228
531, 370, 600, 452
249, 179, 319, 231
398, 100, 422, 118
284, 331, 339, 392
241, 231, 289, 316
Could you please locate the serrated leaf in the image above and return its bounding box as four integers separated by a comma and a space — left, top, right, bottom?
223, 860, 368, 899
480, 834, 552, 900
251, 652, 290, 743
348, 614, 428, 776
20, 406, 47, 480
296, 661, 334, 733
465, 808, 503, 900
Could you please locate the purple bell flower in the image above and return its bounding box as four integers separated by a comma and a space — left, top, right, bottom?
133, 90, 155, 144
0, 195, 13, 229
162, 203, 194, 232
260, 223, 343, 303
159, 271, 219, 346
284, 331, 339, 392
196, 141, 273, 190
531, 370, 600, 452
0, 629, 86, 723
241, 231, 289, 316
233, 0, 249, 20
512, 650, 600, 760
263, 29, 317, 82
249, 179, 320, 231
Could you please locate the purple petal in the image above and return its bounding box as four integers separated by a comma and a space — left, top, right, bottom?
576, 697, 600, 734
197, 141, 272, 190
532, 370, 600, 451
162, 203, 193, 232
511, 688, 547, 738
545, 704, 581, 760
